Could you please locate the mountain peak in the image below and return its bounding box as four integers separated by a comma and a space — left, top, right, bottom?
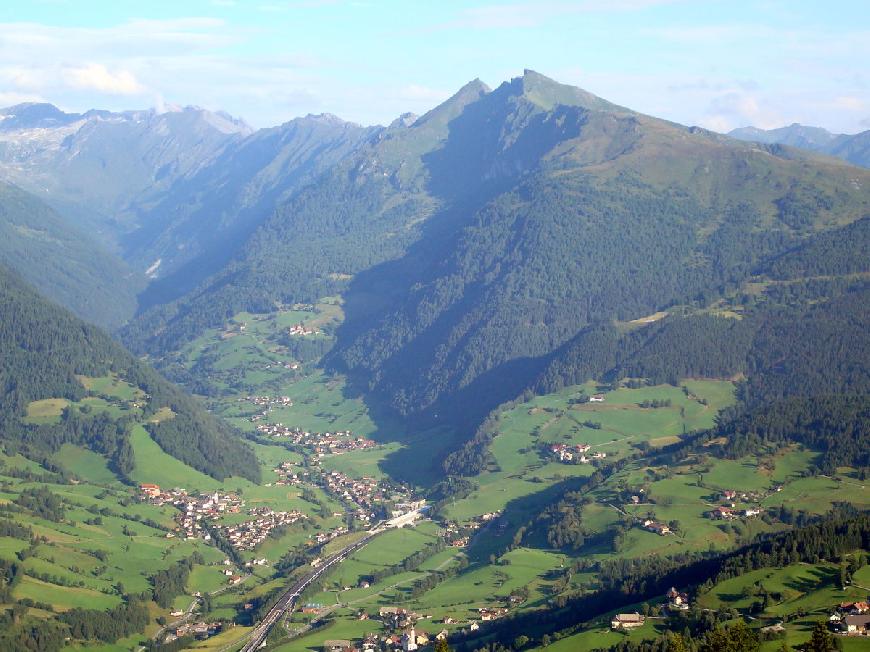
389, 112, 418, 128
414, 78, 490, 128
729, 123, 840, 149
0, 102, 82, 131
504, 69, 624, 113
460, 77, 491, 95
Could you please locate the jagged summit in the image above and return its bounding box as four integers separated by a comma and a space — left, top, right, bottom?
300, 112, 350, 126
729, 121, 870, 168
0, 102, 82, 131
500, 68, 627, 113
729, 123, 839, 147
413, 78, 491, 127
0, 101, 252, 135
271, 113, 372, 132
389, 112, 418, 128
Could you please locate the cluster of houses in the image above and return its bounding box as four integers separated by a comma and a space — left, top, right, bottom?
255, 423, 377, 456
270, 460, 306, 487
611, 589, 688, 630
314, 470, 419, 524
707, 505, 763, 520
705, 487, 781, 520
139, 485, 305, 552
170, 491, 244, 539
612, 587, 689, 628
443, 511, 503, 547
321, 470, 385, 510
443, 522, 473, 548
215, 507, 307, 551
165, 621, 224, 642
829, 601, 870, 635
322, 627, 450, 652
288, 322, 320, 336
138, 485, 247, 540
548, 442, 606, 464
310, 525, 350, 547
478, 606, 509, 621
247, 394, 294, 408
318, 604, 510, 652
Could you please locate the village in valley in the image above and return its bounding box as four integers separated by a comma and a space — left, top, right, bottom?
255, 422, 378, 457
138, 484, 308, 551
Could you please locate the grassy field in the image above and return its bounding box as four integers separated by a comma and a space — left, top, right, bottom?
128, 425, 222, 491
13, 576, 122, 612
446, 379, 735, 523
23, 398, 70, 424
51, 444, 119, 484
76, 373, 143, 401
535, 620, 661, 651
175, 302, 343, 397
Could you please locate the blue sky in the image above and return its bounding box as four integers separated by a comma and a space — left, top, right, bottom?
1, 1, 868, 132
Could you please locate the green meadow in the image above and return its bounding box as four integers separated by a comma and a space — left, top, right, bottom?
446, 379, 735, 523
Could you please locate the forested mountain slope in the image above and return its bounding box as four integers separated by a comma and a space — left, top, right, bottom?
124, 71, 870, 434
132, 114, 381, 306
729, 122, 870, 168
0, 181, 141, 329
0, 265, 258, 481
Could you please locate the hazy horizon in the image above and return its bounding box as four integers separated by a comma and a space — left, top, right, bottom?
1, 1, 868, 134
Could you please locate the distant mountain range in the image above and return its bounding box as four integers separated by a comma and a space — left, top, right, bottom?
729, 123, 870, 168
0, 102, 251, 242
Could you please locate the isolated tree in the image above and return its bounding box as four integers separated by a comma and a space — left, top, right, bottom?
701, 620, 759, 652
669, 633, 688, 652
806, 621, 837, 652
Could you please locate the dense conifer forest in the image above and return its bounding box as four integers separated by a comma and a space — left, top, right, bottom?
0, 266, 259, 482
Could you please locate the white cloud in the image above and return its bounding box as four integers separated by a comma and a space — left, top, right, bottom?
65, 64, 144, 95
699, 91, 783, 132
832, 96, 868, 112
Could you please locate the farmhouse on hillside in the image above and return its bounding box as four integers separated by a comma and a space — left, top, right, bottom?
666, 587, 690, 611
611, 613, 645, 630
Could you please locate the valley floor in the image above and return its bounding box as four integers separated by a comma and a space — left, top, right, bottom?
3, 302, 868, 652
